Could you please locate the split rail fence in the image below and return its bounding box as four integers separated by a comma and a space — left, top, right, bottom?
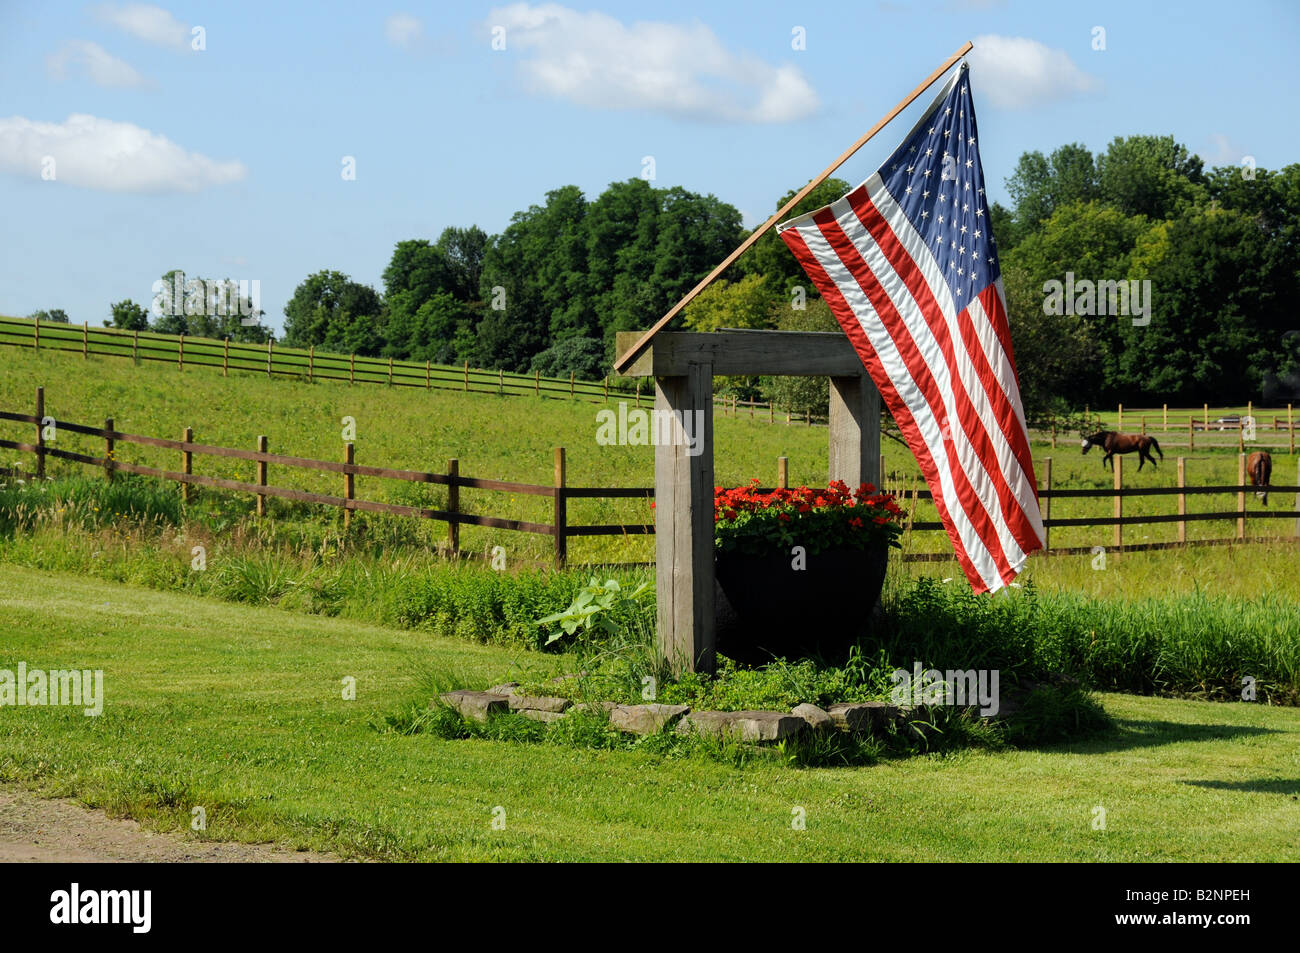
0, 316, 827, 425
3, 389, 1298, 567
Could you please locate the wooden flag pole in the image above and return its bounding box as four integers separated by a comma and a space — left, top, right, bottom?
613, 40, 973, 374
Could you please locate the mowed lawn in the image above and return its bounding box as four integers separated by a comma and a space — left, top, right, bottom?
2, 565, 1297, 861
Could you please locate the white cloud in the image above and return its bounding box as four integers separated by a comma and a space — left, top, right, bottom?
47, 40, 149, 88
486, 3, 819, 122
0, 114, 246, 192
95, 3, 191, 51
967, 34, 1100, 109
385, 13, 424, 49
1202, 133, 1250, 166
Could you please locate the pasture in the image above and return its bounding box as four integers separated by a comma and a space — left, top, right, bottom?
1, 345, 1294, 564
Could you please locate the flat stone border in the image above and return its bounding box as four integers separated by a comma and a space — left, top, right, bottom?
437, 691, 927, 743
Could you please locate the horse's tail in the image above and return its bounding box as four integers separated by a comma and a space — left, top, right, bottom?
1149, 436, 1163, 460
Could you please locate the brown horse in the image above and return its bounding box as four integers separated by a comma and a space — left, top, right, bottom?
1247, 450, 1273, 504
1082, 431, 1164, 471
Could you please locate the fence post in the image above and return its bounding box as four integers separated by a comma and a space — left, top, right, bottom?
223, 337, 229, 376
182, 427, 193, 504
267, 338, 273, 377
1177, 457, 1186, 544
1051, 419, 1057, 448
535, 369, 540, 396
350, 352, 355, 385
1291, 404, 1295, 455
133, 329, 139, 363
178, 334, 184, 371
34, 382, 45, 478
499, 367, 504, 392
1188, 417, 1194, 450
343, 443, 353, 532
1163, 403, 1168, 430
778, 455, 788, 489
603, 376, 608, 401
447, 458, 459, 559
1203, 403, 1209, 429
464, 361, 469, 392
768, 402, 773, 424
1238, 418, 1245, 453
1295, 457, 1300, 539
570, 370, 575, 397
82, 321, 88, 359
1237, 453, 1246, 540
1113, 454, 1122, 551
1117, 403, 1122, 431
33, 314, 39, 352
256, 435, 268, 517
388, 356, 393, 386
103, 417, 114, 483
309, 345, 315, 383
553, 447, 567, 570
426, 360, 430, 389
1042, 456, 1052, 552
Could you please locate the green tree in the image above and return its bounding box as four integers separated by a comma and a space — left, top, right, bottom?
29, 309, 69, 323
530, 336, 607, 381
1096, 134, 1205, 220
107, 299, 149, 331
283, 270, 383, 353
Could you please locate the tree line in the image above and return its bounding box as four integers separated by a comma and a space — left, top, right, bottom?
46, 135, 1297, 420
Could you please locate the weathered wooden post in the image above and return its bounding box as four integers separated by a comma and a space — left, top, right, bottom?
777, 456, 788, 489
256, 435, 268, 517
447, 458, 459, 558
553, 447, 567, 570
182, 427, 193, 504
1113, 454, 1122, 551
1237, 453, 1247, 540
343, 443, 354, 532
34, 386, 45, 479
1041, 456, 1052, 553
103, 417, 114, 483
1177, 457, 1186, 544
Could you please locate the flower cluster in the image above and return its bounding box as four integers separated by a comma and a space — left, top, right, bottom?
714, 479, 904, 555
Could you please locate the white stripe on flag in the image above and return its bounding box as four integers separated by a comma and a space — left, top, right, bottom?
793, 217, 1006, 591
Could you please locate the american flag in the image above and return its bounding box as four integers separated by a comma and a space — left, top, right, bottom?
778, 64, 1044, 593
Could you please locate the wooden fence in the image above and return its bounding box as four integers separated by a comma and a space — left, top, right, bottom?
4, 391, 1298, 568
892, 453, 1300, 560
0, 388, 653, 569
0, 316, 828, 425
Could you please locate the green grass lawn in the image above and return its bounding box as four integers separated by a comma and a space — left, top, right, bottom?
2, 563, 1297, 861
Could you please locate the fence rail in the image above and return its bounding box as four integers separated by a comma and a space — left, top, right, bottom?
4, 389, 1298, 567
0, 315, 833, 425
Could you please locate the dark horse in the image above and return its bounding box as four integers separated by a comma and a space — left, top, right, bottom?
1248, 450, 1273, 504
1082, 431, 1164, 471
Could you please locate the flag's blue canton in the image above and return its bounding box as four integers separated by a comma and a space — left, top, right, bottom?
878, 70, 1000, 305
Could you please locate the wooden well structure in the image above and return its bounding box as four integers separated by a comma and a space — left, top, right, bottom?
616, 329, 881, 673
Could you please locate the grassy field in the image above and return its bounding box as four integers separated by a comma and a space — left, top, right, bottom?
2, 564, 1297, 862
2, 345, 1295, 563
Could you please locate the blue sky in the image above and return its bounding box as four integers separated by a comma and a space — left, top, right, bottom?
2, 0, 1297, 333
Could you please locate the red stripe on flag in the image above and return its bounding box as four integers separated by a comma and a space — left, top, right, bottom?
845, 190, 1038, 568
809, 206, 1016, 584
779, 225, 991, 590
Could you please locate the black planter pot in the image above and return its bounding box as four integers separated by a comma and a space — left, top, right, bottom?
714, 543, 890, 663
